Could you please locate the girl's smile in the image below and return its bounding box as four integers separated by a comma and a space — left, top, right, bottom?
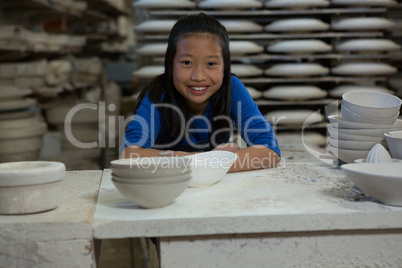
173, 33, 224, 116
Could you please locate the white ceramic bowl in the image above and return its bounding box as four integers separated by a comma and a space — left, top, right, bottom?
328, 125, 402, 138
184, 151, 237, 188
110, 157, 192, 179
341, 105, 399, 125
328, 144, 370, 163
112, 178, 190, 208
111, 172, 191, 184
328, 115, 402, 129
327, 126, 386, 142
342, 91, 402, 119
327, 137, 379, 151
384, 131, 402, 159
341, 163, 402, 206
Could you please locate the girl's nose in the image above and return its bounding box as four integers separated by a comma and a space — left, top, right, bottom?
191, 65, 206, 81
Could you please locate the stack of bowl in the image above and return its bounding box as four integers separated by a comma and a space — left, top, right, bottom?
110, 157, 192, 208
327, 91, 402, 163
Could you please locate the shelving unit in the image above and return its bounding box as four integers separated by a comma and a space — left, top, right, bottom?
132, 4, 401, 139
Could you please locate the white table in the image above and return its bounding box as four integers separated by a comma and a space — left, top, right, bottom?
0, 170, 101, 268
93, 163, 402, 267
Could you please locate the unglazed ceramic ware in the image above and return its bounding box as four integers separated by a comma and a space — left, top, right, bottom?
133, 0, 195, 9
385, 131, 402, 159
341, 163, 402, 206
328, 115, 402, 129
265, 0, 329, 9
184, 151, 237, 188
365, 143, 392, 163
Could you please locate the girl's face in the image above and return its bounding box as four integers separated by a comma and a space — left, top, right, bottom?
173, 33, 224, 116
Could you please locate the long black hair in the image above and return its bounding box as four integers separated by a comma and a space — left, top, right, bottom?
135, 12, 232, 144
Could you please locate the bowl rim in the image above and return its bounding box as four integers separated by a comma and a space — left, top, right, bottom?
341, 104, 400, 121
385, 130, 402, 139
342, 91, 402, 109
341, 162, 402, 178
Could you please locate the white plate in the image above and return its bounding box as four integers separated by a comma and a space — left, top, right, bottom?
232, 64, 264, 77
327, 137, 379, 150
265, 0, 329, 9
267, 39, 332, 54
265, 18, 329, 32
0, 98, 36, 112
266, 109, 324, 125
265, 63, 329, 77
328, 144, 369, 163
331, 17, 395, 31
331, 62, 397, 76
335, 39, 400, 52
263, 85, 327, 100
219, 20, 263, 33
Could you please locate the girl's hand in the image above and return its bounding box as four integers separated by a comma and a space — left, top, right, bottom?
212, 143, 239, 153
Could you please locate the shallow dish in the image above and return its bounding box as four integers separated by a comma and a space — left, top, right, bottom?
184, 151, 237, 187
327, 126, 386, 142
341, 163, 402, 206
384, 131, 402, 159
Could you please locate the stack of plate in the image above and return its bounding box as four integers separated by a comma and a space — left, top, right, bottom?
110, 157, 192, 208
327, 91, 402, 163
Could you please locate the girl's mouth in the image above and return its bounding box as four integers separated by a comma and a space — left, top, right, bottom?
188, 86, 209, 95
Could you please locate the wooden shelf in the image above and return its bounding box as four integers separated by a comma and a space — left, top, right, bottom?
0, 0, 82, 17
86, 0, 127, 17
149, 8, 387, 18
240, 76, 388, 84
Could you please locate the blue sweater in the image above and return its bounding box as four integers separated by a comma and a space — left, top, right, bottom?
121, 75, 280, 157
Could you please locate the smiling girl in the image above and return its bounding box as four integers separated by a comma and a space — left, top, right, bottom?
121, 13, 280, 172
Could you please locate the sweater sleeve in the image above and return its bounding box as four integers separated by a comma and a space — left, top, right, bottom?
230, 75, 281, 157
120, 94, 161, 153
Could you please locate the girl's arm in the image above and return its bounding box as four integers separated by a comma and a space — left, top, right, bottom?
121, 145, 191, 158
228, 145, 280, 173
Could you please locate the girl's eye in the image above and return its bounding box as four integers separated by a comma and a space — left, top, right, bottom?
182, 60, 191, 65
208, 62, 217, 67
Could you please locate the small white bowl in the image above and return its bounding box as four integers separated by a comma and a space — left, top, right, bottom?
328, 125, 402, 138
384, 131, 402, 159
328, 115, 402, 129
342, 91, 401, 119
327, 137, 380, 150
110, 157, 192, 179
111, 172, 191, 184
341, 105, 399, 125
328, 144, 369, 163
341, 163, 402, 206
184, 151, 237, 188
112, 178, 191, 208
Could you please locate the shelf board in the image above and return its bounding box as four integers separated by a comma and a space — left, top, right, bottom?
86, 0, 127, 16
149, 8, 387, 17
0, 0, 82, 17
255, 98, 338, 106
138, 31, 384, 42
240, 76, 388, 84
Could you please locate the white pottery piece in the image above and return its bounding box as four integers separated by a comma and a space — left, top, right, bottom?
136, 43, 167, 56
329, 84, 394, 98
267, 39, 332, 54
112, 172, 191, 184
198, 0, 263, 9
134, 20, 176, 33
246, 86, 263, 99
230, 41, 264, 55
262, 85, 327, 100
335, 39, 401, 52
328, 115, 402, 129
265, 18, 329, 32
341, 163, 402, 206
219, 20, 263, 33
341, 105, 399, 125
265, 0, 329, 9
112, 178, 190, 208
384, 131, 402, 159
328, 137, 383, 151
0, 161, 65, 214
133, 0, 196, 9
332, 62, 397, 76
327, 126, 386, 142
0, 115, 43, 130
45, 105, 100, 125
265, 63, 329, 77
342, 91, 402, 119
232, 64, 264, 77
132, 65, 164, 79
266, 109, 324, 125
331, 0, 398, 7
0, 86, 32, 99
328, 125, 402, 138
328, 144, 369, 163
0, 122, 47, 139
365, 143, 392, 163
184, 151, 237, 188
331, 17, 395, 31
0, 98, 36, 112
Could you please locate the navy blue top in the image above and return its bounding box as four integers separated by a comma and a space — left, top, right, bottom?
121, 75, 280, 157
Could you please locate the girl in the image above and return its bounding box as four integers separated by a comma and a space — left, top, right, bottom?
121, 12, 280, 172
